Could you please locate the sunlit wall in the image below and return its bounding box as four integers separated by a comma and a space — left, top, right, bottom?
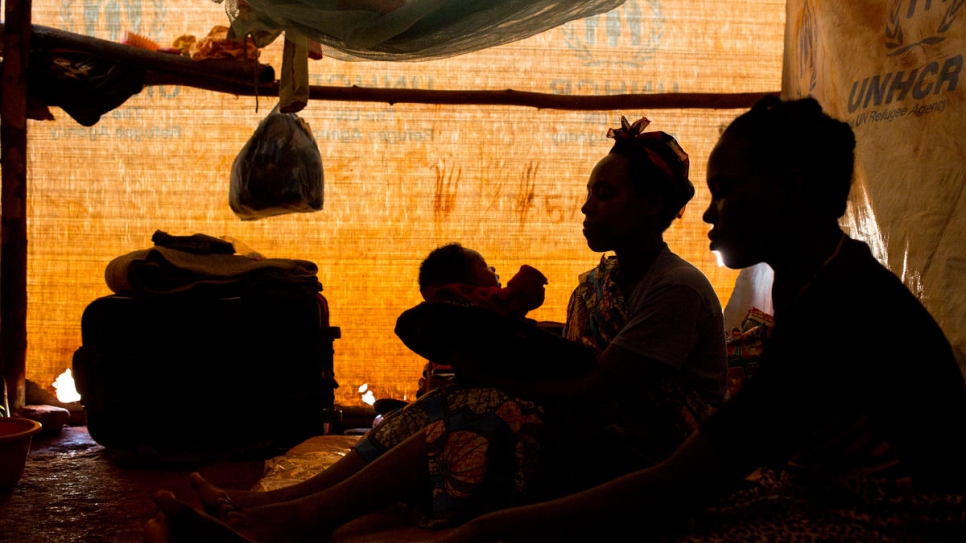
25, 0, 785, 405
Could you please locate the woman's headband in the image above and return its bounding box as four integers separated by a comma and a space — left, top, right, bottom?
606, 116, 690, 185
607, 116, 694, 220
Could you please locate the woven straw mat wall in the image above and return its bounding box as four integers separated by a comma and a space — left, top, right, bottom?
24, 0, 784, 406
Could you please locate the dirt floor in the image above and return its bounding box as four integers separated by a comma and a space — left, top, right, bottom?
0, 425, 268, 543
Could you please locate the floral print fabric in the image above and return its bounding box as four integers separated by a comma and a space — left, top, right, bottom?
355, 385, 544, 527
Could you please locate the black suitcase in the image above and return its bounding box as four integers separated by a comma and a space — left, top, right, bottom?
72, 289, 340, 453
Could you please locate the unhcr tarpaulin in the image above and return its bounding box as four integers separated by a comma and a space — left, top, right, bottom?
783, 0, 966, 373
25, 0, 784, 406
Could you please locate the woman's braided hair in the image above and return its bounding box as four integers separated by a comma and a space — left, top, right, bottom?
723, 96, 856, 219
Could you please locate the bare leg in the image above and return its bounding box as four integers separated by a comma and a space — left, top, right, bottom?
195, 397, 430, 519
193, 448, 368, 519
151, 430, 431, 543
222, 430, 430, 543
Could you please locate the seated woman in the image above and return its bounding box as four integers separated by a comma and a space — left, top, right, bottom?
430, 96, 966, 543
144, 116, 729, 543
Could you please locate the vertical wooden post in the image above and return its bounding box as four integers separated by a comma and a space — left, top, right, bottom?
1, 0, 32, 411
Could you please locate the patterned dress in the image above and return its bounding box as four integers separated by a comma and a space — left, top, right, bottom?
355, 385, 544, 527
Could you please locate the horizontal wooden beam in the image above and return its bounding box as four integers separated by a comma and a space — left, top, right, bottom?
146, 73, 777, 111
305, 87, 778, 110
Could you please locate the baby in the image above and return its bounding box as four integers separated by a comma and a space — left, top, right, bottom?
398, 243, 595, 395
417, 242, 548, 318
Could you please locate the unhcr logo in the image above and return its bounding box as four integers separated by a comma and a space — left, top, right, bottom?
885, 0, 963, 56
845, 0, 962, 122
560, 0, 665, 67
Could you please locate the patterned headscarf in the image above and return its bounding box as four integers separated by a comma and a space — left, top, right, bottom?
607, 116, 694, 221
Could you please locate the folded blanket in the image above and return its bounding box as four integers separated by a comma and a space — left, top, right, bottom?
105, 246, 321, 297
256, 435, 362, 492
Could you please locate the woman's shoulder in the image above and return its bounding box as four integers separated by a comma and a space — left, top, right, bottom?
652, 249, 717, 292
816, 238, 929, 313
626, 251, 722, 318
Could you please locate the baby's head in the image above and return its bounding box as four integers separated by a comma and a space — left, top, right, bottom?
418, 243, 500, 299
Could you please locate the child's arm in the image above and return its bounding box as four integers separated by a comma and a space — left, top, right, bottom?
504, 265, 547, 308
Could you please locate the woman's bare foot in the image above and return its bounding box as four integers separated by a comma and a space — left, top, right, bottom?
187, 476, 337, 543
190, 473, 273, 520
145, 490, 258, 543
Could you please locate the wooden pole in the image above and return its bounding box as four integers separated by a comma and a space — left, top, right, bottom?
1, 0, 32, 411
145, 73, 777, 111
306, 87, 777, 111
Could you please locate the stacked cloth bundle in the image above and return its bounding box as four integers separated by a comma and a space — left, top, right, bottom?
105, 230, 322, 298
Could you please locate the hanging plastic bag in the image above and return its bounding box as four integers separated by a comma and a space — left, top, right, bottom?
230, 105, 324, 220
